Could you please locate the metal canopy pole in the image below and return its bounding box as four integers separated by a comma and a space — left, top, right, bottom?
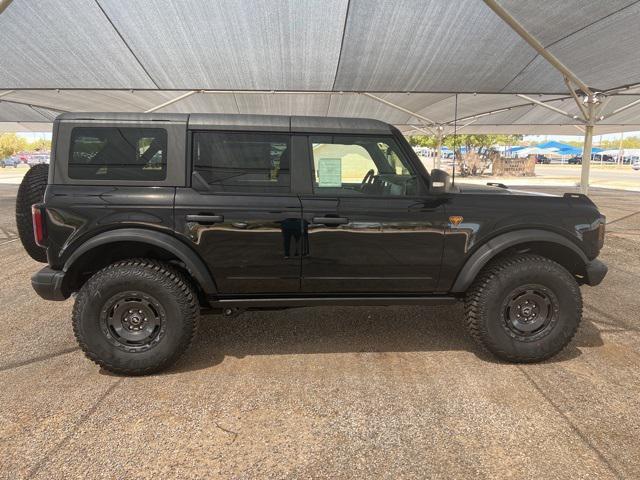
0, 0, 13, 15
430, 126, 444, 170
482, 0, 593, 96
483, 0, 605, 195
580, 97, 597, 195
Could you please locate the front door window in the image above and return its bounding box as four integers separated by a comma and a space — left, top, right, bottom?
310, 136, 418, 197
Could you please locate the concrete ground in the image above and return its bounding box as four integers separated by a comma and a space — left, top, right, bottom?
1, 184, 639, 479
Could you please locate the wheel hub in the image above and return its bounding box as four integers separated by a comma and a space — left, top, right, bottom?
123, 309, 147, 330
502, 285, 559, 340
100, 291, 166, 352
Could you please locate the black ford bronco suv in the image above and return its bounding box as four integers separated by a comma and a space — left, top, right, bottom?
17, 113, 607, 375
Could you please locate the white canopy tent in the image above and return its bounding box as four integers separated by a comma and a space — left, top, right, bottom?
1, 0, 640, 192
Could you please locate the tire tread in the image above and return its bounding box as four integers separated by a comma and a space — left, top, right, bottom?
464, 253, 582, 363
72, 258, 198, 375
15, 164, 49, 262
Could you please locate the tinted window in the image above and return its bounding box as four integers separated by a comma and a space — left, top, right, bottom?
69, 127, 167, 181
192, 132, 290, 193
310, 136, 418, 196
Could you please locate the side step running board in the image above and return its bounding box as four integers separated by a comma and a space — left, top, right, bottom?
210, 296, 459, 308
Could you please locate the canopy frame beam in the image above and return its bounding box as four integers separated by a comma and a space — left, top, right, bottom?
483, 0, 593, 97
0, 97, 69, 113
600, 97, 640, 121
360, 92, 438, 127
145, 90, 199, 113
516, 94, 582, 122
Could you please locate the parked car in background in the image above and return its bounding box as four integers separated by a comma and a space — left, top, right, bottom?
534, 154, 551, 164
27, 154, 50, 166
568, 156, 581, 164
632, 160, 640, 171
1, 156, 21, 168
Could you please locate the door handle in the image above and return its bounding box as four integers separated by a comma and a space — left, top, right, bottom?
186, 214, 224, 224
312, 216, 349, 225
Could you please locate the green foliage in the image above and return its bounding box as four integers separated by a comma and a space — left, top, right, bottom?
600, 136, 640, 150
407, 135, 437, 148
27, 138, 51, 152
0, 133, 27, 159
0, 134, 51, 159
407, 134, 522, 152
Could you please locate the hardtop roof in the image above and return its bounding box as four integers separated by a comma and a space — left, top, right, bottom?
56, 112, 395, 135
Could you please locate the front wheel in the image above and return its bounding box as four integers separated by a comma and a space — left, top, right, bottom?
73, 259, 199, 375
465, 254, 582, 363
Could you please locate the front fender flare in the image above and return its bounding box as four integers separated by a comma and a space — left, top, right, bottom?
62, 228, 217, 294
450, 229, 588, 293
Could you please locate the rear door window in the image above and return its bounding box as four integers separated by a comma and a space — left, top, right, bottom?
192, 131, 290, 193
69, 127, 167, 181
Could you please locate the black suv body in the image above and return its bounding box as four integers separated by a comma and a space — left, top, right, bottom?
28, 113, 607, 374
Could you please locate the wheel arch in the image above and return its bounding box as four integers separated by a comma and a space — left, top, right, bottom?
62, 228, 217, 297
451, 229, 589, 293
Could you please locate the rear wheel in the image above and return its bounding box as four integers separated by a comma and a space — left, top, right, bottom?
15, 163, 49, 262
73, 259, 198, 375
465, 254, 582, 362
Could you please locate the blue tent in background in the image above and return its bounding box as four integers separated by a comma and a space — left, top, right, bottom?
534, 141, 603, 156
536, 141, 574, 150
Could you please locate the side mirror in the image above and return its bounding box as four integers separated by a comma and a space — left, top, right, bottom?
430, 168, 451, 193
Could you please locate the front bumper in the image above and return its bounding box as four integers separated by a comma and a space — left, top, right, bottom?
584, 259, 608, 286
31, 267, 68, 301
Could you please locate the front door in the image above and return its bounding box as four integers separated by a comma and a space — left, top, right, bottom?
300, 134, 446, 293
174, 130, 302, 294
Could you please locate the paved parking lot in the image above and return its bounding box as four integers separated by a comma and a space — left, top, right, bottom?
1, 184, 639, 479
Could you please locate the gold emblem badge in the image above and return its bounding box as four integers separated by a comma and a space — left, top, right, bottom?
449, 215, 464, 227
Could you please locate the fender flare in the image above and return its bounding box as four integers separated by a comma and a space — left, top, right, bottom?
63, 228, 217, 294
450, 229, 588, 293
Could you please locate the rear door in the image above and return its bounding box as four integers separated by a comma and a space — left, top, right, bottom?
300, 134, 447, 293
174, 130, 302, 294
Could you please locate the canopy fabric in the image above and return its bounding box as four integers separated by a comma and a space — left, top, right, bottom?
0, 0, 639, 133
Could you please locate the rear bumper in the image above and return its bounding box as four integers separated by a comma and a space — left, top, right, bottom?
584, 259, 608, 286
31, 267, 68, 301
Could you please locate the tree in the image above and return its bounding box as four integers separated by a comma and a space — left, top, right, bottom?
600, 136, 640, 150
407, 135, 437, 148
27, 138, 51, 152
0, 133, 27, 159
409, 133, 522, 153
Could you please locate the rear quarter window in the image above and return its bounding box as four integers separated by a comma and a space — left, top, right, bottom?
69, 127, 167, 181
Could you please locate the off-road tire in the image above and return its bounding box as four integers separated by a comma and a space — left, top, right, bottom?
465, 254, 582, 363
73, 259, 198, 375
15, 163, 49, 262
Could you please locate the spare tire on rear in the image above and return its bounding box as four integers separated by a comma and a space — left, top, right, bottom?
15, 164, 49, 262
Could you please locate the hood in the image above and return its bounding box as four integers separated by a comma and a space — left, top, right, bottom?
455, 183, 512, 194
454, 183, 557, 197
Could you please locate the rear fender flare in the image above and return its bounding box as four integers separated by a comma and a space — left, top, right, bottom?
63, 228, 217, 294
450, 229, 588, 293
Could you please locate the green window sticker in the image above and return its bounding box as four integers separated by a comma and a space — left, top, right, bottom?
317, 157, 342, 187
